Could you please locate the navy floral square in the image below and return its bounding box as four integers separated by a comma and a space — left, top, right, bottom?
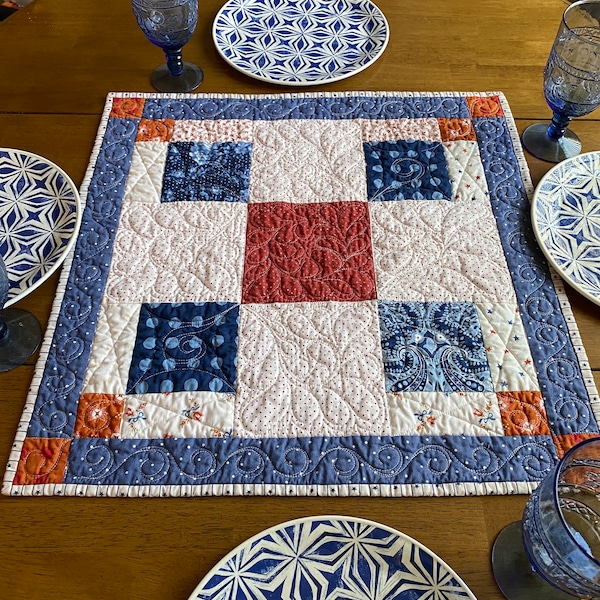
364, 140, 452, 201
162, 141, 251, 203
378, 301, 493, 392
126, 302, 240, 395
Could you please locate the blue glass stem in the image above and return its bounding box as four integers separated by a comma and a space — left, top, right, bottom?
165, 48, 184, 77
547, 113, 572, 141
0, 317, 8, 345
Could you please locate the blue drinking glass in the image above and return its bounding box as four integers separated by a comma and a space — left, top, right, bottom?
522, 0, 600, 163
132, 0, 203, 93
492, 438, 600, 599
0, 255, 42, 373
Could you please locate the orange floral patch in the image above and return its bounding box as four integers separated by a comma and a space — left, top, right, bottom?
110, 97, 145, 119
466, 95, 504, 118
13, 438, 71, 485
553, 433, 600, 459
438, 118, 476, 142
74, 393, 125, 438
136, 118, 175, 142
497, 391, 550, 436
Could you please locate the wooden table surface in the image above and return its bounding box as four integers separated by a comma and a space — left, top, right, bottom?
1, 0, 599, 598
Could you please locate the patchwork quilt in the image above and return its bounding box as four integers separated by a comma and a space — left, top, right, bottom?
3, 91, 599, 497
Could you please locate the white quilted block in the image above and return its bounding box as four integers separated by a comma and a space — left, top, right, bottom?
369, 200, 516, 303
104, 201, 247, 304
234, 300, 390, 438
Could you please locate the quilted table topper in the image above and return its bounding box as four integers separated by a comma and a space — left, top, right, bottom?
3, 91, 599, 497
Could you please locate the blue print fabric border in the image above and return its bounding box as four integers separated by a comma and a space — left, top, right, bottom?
3, 91, 599, 497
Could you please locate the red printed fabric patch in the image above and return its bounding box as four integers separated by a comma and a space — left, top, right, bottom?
13, 438, 71, 485
242, 201, 376, 304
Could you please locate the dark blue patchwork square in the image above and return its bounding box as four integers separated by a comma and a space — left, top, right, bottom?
162, 141, 251, 203
127, 302, 240, 395
364, 140, 452, 201
378, 301, 493, 393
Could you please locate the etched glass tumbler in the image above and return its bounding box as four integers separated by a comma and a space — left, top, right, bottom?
0, 255, 41, 372
493, 437, 600, 599
522, 0, 600, 162
131, 0, 203, 92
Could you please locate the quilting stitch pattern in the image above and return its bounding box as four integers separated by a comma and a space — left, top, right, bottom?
2, 91, 598, 497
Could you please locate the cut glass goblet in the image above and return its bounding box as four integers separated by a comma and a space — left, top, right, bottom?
522, 0, 600, 162
132, 0, 203, 93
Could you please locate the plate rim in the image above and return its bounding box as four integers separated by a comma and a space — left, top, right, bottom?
0, 147, 82, 307
531, 150, 600, 307
187, 514, 477, 600
211, 0, 390, 86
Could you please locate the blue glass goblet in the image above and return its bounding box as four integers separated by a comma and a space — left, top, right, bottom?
492, 438, 600, 599
132, 0, 203, 93
522, 0, 600, 163
0, 255, 42, 373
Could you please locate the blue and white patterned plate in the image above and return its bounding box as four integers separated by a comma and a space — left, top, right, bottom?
532, 151, 600, 306
188, 516, 477, 599
0, 148, 81, 307
212, 0, 389, 85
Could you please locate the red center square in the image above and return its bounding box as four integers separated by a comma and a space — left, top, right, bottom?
242, 201, 376, 304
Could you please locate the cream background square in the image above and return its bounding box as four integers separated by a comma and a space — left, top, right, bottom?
369, 200, 516, 303
476, 302, 540, 392
234, 301, 389, 438
387, 391, 504, 436
104, 202, 247, 304
124, 141, 169, 204
81, 301, 141, 395
443, 141, 490, 203
121, 392, 234, 439
359, 118, 442, 142
249, 119, 367, 203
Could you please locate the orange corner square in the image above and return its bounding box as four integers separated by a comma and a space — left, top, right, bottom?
136, 118, 175, 142
553, 433, 600, 459
466, 95, 504, 118
438, 118, 476, 142
497, 391, 551, 436
13, 438, 71, 485
109, 97, 145, 119
74, 393, 125, 438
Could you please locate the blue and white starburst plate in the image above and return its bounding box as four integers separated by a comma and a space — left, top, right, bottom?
532, 151, 600, 306
188, 516, 477, 599
0, 148, 81, 306
212, 0, 389, 85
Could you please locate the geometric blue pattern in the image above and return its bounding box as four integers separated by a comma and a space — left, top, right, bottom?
190, 517, 476, 599
126, 302, 240, 395
378, 301, 493, 393
162, 141, 252, 203
364, 140, 453, 201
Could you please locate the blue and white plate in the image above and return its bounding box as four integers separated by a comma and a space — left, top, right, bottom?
212, 0, 389, 85
532, 151, 600, 306
0, 148, 81, 307
188, 516, 477, 599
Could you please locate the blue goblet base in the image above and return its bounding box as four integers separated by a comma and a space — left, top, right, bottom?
150, 61, 203, 93
0, 308, 42, 373
522, 122, 581, 163
492, 521, 576, 600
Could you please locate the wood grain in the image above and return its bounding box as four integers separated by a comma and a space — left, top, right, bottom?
0, 1, 598, 599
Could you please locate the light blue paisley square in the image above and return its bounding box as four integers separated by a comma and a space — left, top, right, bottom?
364, 140, 452, 201
126, 302, 240, 395
162, 141, 251, 203
378, 301, 493, 393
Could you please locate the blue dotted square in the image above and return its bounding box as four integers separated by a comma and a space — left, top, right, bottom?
126, 302, 240, 395
378, 301, 493, 392
162, 141, 251, 203
364, 140, 452, 201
